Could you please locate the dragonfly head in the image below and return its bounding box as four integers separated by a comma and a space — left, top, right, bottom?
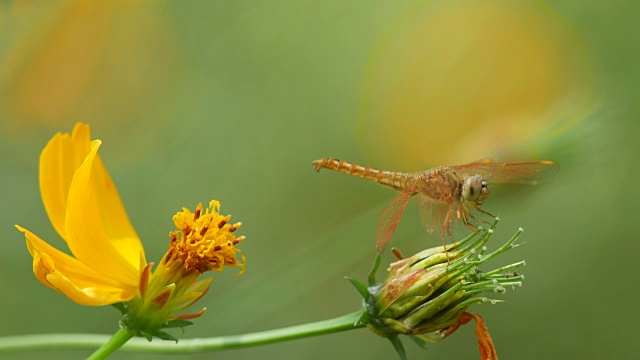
462, 175, 491, 205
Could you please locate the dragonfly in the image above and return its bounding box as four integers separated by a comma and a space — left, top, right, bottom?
312, 157, 559, 252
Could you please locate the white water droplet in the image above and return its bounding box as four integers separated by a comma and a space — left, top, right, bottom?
488, 229, 494, 234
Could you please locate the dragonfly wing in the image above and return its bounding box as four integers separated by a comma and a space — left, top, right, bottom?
418, 175, 459, 241
417, 194, 446, 236
451, 161, 560, 184
376, 179, 419, 253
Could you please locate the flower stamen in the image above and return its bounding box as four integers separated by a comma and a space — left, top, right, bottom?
217, 216, 231, 229
166, 200, 245, 274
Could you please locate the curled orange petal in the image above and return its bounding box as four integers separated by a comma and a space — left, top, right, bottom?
460, 312, 498, 360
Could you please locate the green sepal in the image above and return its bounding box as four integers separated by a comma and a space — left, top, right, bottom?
408, 334, 431, 349
141, 332, 153, 342
368, 254, 382, 286
163, 319, 194, 329
119, 315, 187, 343
112, 302, 127, 315
153, 331, 179, 343
346, 276, 374, 327
355, 311, 371, 328
346, 276, 370, 301
388, 335, 407, 360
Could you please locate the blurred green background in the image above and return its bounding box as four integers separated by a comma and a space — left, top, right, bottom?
1, 0, 637, 359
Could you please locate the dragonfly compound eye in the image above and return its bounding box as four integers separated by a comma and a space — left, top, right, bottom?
478, 179, 491, 204
462, 175, 488, 202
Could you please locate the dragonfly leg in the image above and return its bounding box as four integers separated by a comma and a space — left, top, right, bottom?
440, 210, 454, 266
469, 202, 495, 218
465, 207, 493, 227
460, 206, 486, 236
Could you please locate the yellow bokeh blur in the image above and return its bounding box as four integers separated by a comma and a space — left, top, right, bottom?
1, 1, 181, 135
359, 0, 592, 170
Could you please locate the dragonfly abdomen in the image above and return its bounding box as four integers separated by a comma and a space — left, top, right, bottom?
312, 157, 414, 190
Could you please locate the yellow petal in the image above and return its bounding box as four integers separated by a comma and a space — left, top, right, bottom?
64, 139, 144, 286
92, 149, 146, 267
38, 123, 145, 283
39, 123, 92, 239
16, 225, 136, 306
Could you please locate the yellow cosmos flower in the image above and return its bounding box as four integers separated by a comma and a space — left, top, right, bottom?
16, 124, 246, 341
15, 122, 246, 342
15, 123, 146, 306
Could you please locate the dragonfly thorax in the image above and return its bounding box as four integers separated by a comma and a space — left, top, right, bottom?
461, 175, 491, 205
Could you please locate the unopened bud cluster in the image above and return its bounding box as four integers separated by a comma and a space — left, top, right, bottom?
366, 220, 525, 342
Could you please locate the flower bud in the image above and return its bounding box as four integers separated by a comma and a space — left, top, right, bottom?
354, 220, 524, 359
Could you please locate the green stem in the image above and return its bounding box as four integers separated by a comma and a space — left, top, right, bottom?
0, 311, 363, 354
86, 328, 134, 359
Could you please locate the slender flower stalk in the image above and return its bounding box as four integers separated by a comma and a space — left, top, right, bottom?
86, 329, 134, 360
0, 312, 364, 354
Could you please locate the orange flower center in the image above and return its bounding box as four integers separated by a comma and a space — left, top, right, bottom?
164, 201, 245, 274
